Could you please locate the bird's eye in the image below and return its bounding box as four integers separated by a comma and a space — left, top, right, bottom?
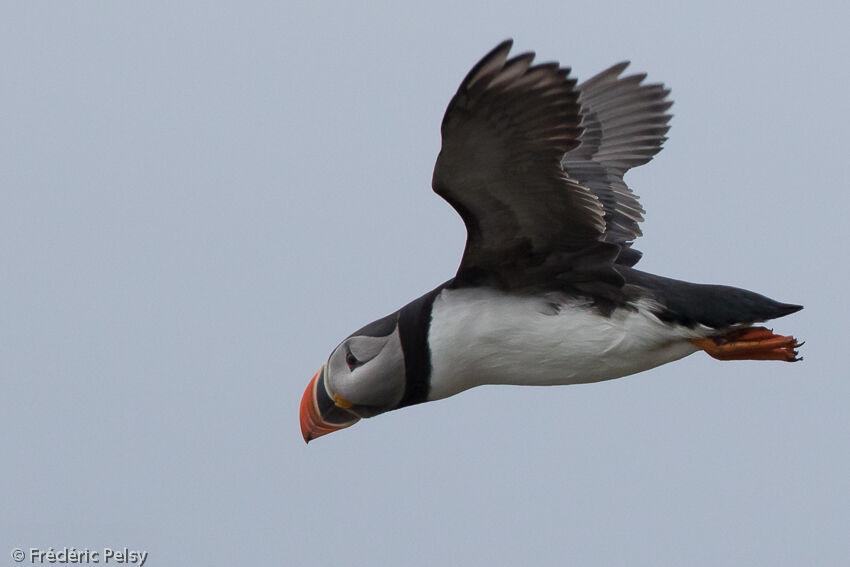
345, 351, 360, 370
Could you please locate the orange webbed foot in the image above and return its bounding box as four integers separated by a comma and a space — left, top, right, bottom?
690, 326, 803, 362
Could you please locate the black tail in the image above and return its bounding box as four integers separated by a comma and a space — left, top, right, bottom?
620, 267, 803, 329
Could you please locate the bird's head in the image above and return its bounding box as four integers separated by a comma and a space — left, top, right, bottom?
300, 313, 406, 443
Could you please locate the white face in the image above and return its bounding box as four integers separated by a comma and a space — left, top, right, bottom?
325, 326, 406, 417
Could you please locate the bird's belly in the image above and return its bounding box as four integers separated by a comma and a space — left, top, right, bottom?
426, 287, 702, 401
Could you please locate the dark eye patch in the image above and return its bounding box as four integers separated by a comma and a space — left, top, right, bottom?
345, 351, 360, 370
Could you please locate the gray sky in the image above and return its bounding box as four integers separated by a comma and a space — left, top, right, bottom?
2, 2, 848, 566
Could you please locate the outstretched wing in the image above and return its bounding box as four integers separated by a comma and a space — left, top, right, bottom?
564, 62, 672, 244
432, 40, 671, 288
432, 40, 605, 287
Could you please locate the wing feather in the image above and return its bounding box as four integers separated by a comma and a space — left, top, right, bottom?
564, 62, 673, 242
432, 41, 673, 288
433, 41, 605, 287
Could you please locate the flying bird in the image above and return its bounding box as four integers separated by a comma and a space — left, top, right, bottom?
300, 40, 803, 443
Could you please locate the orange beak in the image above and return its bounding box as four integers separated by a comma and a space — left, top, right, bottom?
299, 366, 360, 443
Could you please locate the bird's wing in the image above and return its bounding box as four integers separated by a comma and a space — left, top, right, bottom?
563, 62, 672, 244
432, 40, 670, 288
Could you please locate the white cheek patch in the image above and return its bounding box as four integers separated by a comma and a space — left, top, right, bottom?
347, 335, 389, 364
327, 328, 406, 410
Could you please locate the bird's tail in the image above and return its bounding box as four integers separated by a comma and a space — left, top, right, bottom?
620, 266, 802, 328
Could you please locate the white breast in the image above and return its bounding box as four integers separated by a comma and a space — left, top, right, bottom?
426, 287, 704, 401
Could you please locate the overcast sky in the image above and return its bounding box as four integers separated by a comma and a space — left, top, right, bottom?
2, 2, 848, 566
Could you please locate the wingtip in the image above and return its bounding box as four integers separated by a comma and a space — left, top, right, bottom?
577, 61, 630, 91
461, 39, 516, 92
485, 39, 515, 62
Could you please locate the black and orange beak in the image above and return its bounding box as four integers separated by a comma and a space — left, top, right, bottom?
300, 365, 360, 443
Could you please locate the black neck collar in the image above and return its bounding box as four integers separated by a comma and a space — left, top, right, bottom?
396, 281, 452, 408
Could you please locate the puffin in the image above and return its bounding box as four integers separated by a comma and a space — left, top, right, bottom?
300, 40, 803, 443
